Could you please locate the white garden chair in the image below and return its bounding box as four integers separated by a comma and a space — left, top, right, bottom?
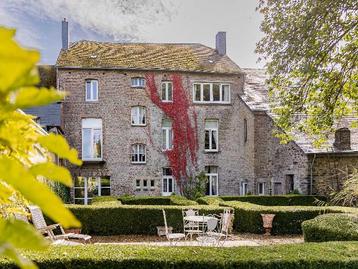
162, 209, 185, 245
28, 205, 91, 242
196, 216, 219, 246
182, 208, 201, 239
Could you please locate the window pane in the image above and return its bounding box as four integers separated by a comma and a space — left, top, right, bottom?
131, 107, 138, 124
163, 168, 172, 176
82, 128, 91, 159
211, 175, 218, 195
86, 81, 91, 100
163, 178, 168, 192
74, 199, 85, 205
136, 179, 141, 188
140, 107, 146, 124
87, 177, 98, 197
205, 120, 218, 129
167, 82, 173, 101
92, 81, 98, 100
194, 84, 201, 101
168, 178, 173, 192
150, 180, 155, 187
211, 130, 217, 150
168, 129, 173, 149
74, 188, 85, 198
143, 180, 148, 187
203, 84, 210, 101
93, 129, 102, 158
100, 177, 110, 187
162, 119, 172, 128
213, 84, 220, 101
101, 188, 111, 196
222, 85, 230, 102
162, 129, 167, 149
75, 177, 85, 187
205, 130, 210, 149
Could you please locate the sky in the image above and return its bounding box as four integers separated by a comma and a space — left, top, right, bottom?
0, 0, 264, 68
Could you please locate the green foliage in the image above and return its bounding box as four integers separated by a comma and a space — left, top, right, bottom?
182, 171, 208, 200
91, 196, 122, 206
1, 243, 358, 268
0, 27, 81, 268
256, 0, 358, 145
67, 204, 224, 235
223, 201, 357, 234
118, 195, 198, 206
220, 195, 325, 206
328, 168, 358, 206
196, 196, 224, 205
302, 213, 358, 242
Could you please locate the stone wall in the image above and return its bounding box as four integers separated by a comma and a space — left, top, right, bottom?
58, 69, 255, 197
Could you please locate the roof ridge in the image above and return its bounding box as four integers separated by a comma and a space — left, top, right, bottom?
71, 40, 208, 47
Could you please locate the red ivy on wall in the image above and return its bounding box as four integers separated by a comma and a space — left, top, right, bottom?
145, 73, 198, 190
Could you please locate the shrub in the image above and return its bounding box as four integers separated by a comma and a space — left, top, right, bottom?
302, 214, 358, 242
196, 196, 224, 205
67, 204, 223, 235
220, 195, 325, 206
223, 201, 355, 234
91, 196, 122, 206
118, 195, 198, 206
1, 243, 358, 269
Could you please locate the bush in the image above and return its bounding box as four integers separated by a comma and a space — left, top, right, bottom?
2, 243, 358, 268
91, 196, 122, 206
118, 195, 198, 206
302, 214, 358, 242
196, 196, 224, 205
223, 201, 356, 234
220, 195, 325, 206
67, 204, 223, 235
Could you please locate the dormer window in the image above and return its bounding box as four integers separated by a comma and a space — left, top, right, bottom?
85, 80, 98, 101
131, 77, 145, 88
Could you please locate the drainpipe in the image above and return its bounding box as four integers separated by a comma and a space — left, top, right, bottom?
309, 154, 316, 195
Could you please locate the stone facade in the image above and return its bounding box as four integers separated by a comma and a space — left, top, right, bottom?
58, 69, 255, 198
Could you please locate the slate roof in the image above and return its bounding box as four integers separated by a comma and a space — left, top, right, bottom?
56, 41, 243, 74
242, 68, 358, 154
23, 65, 61, 129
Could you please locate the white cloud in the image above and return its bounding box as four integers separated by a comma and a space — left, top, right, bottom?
2, 0, 176, 41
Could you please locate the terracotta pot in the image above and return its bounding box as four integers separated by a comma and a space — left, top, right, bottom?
261, 214, 275, 236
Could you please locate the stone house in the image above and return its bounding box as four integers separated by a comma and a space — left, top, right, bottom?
35, 20, 357, 204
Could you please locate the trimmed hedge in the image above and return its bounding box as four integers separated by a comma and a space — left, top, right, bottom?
196, 196, 224, 205
302, 214, 358, 242
92, 196, 122, 206
68, 204, 223, 235
2, 243, 358, 268
220, 195, 325, 206
224, 201, 358, 234
118, 195, 198, 206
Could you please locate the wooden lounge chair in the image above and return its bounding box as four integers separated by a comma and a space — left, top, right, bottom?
28, 205, 91, 242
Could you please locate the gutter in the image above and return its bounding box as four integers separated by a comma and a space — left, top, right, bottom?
309, 153, 316, 195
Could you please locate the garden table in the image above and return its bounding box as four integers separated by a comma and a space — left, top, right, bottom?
183, 215, 218, 233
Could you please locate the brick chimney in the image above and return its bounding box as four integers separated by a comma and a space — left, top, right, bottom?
216, 31, 226, 56
333, 128, 351, 150
62, 18, 69, 50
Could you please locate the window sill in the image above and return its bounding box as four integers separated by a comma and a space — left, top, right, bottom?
85, 100, 99, 102
131, 124, 147, 127
193, 102, 231, 105
131, 86, 145, 89
161, 100, 173, 103
131, 162, 147, 165
204, 150, 219, 153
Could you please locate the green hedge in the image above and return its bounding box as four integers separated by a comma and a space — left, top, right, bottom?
118, 195, 198, 206
68, 204, 223, 235
196, 196, 224, 205
302, 214, 358, 242
224, 201, 357, 234
91, 196, 122, 206
2, 243, 358, 268
220, 195, 325, 206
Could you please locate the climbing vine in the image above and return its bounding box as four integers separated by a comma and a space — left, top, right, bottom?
145, 73, 198, 190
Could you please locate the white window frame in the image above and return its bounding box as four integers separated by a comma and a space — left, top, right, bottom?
131, 106, 146, 126
162, 120, 173, 151
74, 176, 111, 205
150, 179, 155, 190
257, 182, 266, 195
162, 175, 175, 196
161, 81, 173, 102
240, 181, 248, 196
135, 179, 141, 190
192, 83, 231, 104
131, 77, 145, 88
85, 80, 98, 101
131, 144, 146, 164
81, 118, 103, 161
205, 120, 219, 152
206, 167, 219, 196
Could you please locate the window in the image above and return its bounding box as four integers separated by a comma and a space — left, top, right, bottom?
135, 179, 141, 190
162, 119, 173, 150
131, 77, 145, 88
82, 119, 102, 161
161, 81, 173, 102
240, 181, 248, 196
162, 168, 175, 196
257, 182, 265, 195
205, 120, 218, 152
244, 118, 248, 143
143, 179, 148, 190
85, 80, 98, 101
150, 179, 155, 190
205, 166, 218, 196
131, 144, 146, 164
273, 182, 283, 195
131, 106, 146, 126
74, 176, 110, 205
193, 83, 230, 103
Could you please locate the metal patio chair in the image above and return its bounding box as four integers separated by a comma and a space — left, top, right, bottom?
162, 209, 185, 245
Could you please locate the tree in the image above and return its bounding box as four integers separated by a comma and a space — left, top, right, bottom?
256, 0, 357, 146
0, 27, 82, 268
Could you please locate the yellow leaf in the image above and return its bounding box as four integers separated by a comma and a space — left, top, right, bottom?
12, 87, 65, 109
29, 162, 72, 187
0, 243, 37, 269
0, 157, 80, 228
38, 134, 82, 166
